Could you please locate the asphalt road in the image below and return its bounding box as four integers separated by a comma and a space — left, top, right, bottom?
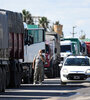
0, 78, 90, 100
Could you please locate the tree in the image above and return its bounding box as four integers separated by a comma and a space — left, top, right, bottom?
22, 9, 33, 24
50, 21, 61, 32
39, 17, 49, 31
54, 21, 60, 25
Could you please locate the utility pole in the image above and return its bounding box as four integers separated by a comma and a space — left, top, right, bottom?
72, 26, 76, 37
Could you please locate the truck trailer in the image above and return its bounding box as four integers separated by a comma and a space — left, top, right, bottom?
0, 9, 24, 92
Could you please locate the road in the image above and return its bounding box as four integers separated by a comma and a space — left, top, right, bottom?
0, 78, 90, 100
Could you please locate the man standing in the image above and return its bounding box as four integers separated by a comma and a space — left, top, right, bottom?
33, 50, 45, 85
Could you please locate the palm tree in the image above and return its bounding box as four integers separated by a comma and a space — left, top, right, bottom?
54, 21, 60, 25
39, 17, 49, 31
22, 9, 33, 24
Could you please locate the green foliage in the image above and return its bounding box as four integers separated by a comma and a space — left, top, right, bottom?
54, 21, 60, 25
39, 17, 49, 31
22, 9, 33, 24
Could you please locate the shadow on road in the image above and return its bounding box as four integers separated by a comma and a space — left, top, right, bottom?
0, 79, 89, 100
0, 91, 77, 100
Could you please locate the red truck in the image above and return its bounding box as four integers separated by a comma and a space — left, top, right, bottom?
44, 32, 61, 78
44, 42, 53, 77
85, 42, 90, 57
0, 9, 24, 92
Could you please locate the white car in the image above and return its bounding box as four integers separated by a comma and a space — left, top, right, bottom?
60, 56, 90, 85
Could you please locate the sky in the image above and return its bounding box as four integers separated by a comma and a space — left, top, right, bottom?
0, 0, 90, 38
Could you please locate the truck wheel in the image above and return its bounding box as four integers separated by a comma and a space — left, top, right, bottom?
9, 60, 19, 88
46, 68, 53, 78
53, 65, 56, 78
13, 66, 19, 87
16, 63, 22, 87
24, 76, 30, 84
50, 68, 53, 78
0, 67, 2, 92
46, 60, 54, 78
6, 65, 10, 88
2, 67, 6, 92
30, 64, 33, 83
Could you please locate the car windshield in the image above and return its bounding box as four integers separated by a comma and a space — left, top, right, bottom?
64, 58, 90, 66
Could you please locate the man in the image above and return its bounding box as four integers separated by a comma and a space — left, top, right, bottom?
33, 50, 45, 85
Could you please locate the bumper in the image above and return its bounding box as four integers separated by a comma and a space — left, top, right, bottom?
61, 74, 90, 83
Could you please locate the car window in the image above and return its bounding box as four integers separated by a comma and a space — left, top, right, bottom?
64, 58, 90, 66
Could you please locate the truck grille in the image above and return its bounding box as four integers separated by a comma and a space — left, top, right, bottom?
67, 74, 87, 80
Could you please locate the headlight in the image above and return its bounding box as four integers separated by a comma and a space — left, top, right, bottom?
62, 69, 68, 73
86, 69, 90, 74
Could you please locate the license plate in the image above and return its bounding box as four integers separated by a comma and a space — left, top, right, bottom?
74, 76, 80, 79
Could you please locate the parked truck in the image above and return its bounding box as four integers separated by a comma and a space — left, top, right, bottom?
85, 42, 90, 57
60, 40, 73, 61
64, 38, 82, 55
22, 24, 45, 83
44, 32, 60, 78
0, 9, 24, 92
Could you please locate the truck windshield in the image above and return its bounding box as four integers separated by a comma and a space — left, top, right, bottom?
60, 45, 71, 52
64, 58, 90, 66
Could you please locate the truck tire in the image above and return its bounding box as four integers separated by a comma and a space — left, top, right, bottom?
2, 67, 6, 92
16, 63, 22, 87
22, 64, 32, 84
48, 68, 53, 78
6, 65, 10, 88
53, 64, 56, 78
24, 76, 30, 84
30, 64, 33, 83
47, 60, 53, 78
0, 67, 2, 92
14, 62, 21, 88
9, 60, 21, 88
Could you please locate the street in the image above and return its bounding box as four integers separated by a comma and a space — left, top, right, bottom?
0, 78, 90, 100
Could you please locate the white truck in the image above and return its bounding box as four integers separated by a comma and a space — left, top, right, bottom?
60, 40, 73, 62
22, 23, 45, 83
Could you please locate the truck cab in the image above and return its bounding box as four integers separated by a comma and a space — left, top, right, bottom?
60, 40, 72, 61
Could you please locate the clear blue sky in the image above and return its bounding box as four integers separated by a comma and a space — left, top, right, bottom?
1, 0, 90, 38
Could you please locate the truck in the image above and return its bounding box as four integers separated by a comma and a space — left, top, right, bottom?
60, 40, 73, 61
22, 24, 45, 83
81, 39, 90, 57
63, 38, 82, 55
80, 40, 87, 56
85, 42, 90, 57
0, 9, 24, 92
44, 32, 60, 78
